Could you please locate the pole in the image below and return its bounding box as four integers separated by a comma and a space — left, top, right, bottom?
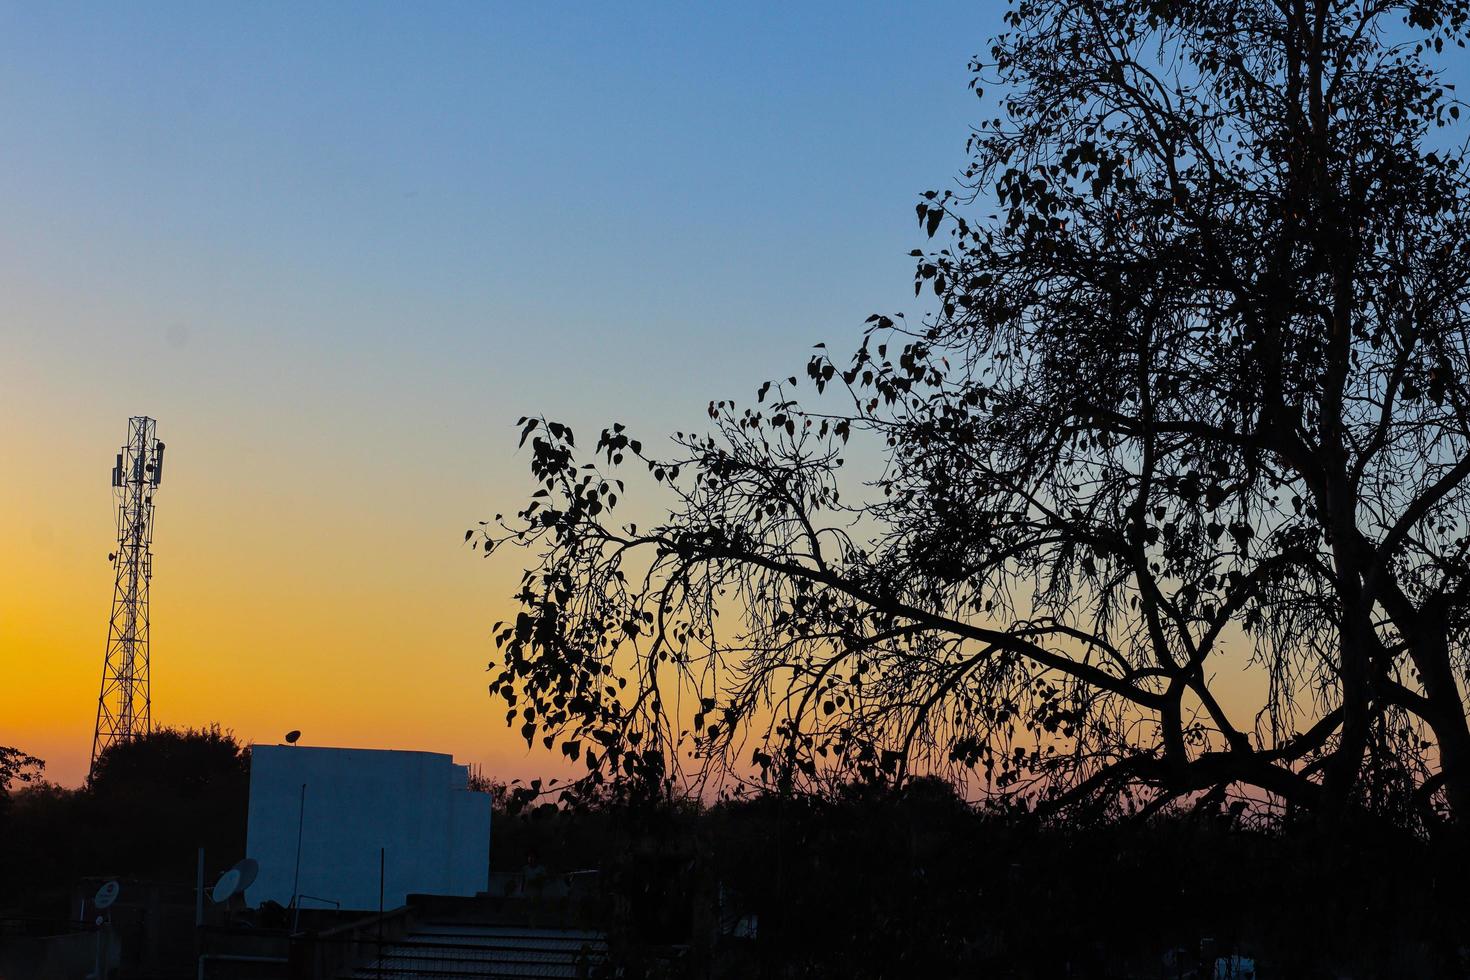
291, 783, 306, 933
195, 848, 205, 926
378, 847, 385, 954
194, 847, 206, 980
95, 911, 112, 980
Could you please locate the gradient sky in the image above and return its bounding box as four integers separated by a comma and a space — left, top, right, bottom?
0, 2, 1002, 786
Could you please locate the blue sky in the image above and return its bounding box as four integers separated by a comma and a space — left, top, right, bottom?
0, 3, 998, 423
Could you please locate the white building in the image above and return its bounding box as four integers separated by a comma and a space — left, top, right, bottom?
244, 744, 491, 911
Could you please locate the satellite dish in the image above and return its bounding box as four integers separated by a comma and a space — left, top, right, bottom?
212, 858, 260, 903
285, 730, 301, 744
94, 880, 120, 910
233, 858, 259, 892
212, 869, 241, 904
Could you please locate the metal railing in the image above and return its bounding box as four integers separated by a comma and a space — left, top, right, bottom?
344, 935, 610, 979
288, 907, 415, 980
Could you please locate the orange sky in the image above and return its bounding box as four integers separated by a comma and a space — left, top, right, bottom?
0, 371, 1270, 791
0, 398, 537, 787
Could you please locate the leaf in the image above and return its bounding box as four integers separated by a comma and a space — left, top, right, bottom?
926, 205, 943, 237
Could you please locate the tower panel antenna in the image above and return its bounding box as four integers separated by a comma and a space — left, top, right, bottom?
90, 416, 164, 778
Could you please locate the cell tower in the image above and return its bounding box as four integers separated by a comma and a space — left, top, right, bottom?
90, 417, 165, 777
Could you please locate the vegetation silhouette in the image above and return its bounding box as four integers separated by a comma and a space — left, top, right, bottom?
0, 745, 44, 817
5, 734, 1463, 973
489, 777, 1466, 976
475, 0, 1470, 833
0, 728, 249, 921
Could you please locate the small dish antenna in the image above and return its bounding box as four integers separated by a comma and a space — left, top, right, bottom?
285, 730, 301, 745
211, 869, 240, 904
212, 858, 259, 904
233, 857, 259, 891
94, 880, 120, 910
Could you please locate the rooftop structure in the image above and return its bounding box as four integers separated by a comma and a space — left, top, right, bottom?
245, 744, 491, 913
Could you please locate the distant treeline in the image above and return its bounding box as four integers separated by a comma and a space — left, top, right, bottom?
493, 778, 1470, 978
5, 732, 1468, 976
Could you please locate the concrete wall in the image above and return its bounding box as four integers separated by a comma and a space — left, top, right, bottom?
244, 745, 490, 911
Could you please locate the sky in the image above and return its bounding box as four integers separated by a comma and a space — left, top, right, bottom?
0, 2, 1002, 787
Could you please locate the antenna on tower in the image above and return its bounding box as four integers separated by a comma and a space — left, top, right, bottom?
90, 417, 164, 779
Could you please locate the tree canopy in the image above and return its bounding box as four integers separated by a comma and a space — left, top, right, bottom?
80, 726, 250, 878
0, 745, 43, 795
0, 745, 44, 820
1, 728, 251, 917
477, 0, 1470, 833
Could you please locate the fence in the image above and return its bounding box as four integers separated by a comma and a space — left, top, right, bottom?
298, 932, 610, 980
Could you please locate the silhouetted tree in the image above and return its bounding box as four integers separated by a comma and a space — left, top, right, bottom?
477, 0, 1470, 831
0, 745, 43, 795
86, 725, 251, 877
0, 746, 43, 826
88, 725, 248, 799
1, 728, 251, 916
